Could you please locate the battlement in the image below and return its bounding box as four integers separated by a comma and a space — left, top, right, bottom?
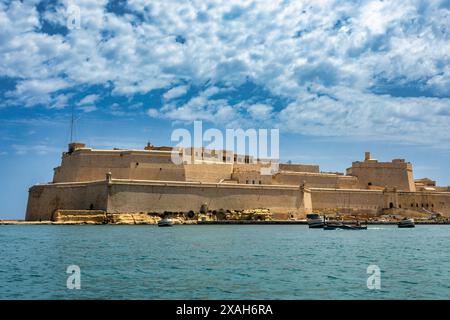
55, 144, 418, 192
346, 152, 415, 191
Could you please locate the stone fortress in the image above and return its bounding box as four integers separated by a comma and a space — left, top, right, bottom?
26, 142, 450, 221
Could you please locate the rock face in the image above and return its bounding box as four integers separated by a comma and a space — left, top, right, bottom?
50, 209, 275, 224
53, 210, 107, 224
53, 210, 160, 224
107, 213, 159, 225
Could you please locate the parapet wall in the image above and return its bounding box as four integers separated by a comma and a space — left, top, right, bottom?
25, 179, 450, 221
26, 181, 108, 221
279, 164, 320, 173
311, 188, 450, 216
107, 180, 311, 217
26, 179, 312, 220
273, 172, 359, 189
311, 188, 385, 215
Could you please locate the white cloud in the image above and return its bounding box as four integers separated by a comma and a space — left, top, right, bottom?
78, 105, 97, 113
163, 85, 189, 100
5, 78, 70, 107
77, 94, 99, 105
147, 108, 159, 117
246, 103, 273, 120
0, 0, 449, 145
12, 144, 60, 155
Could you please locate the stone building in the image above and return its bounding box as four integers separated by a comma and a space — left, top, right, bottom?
26, 143, 450, 220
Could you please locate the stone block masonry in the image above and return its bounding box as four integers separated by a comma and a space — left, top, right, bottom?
25, 143, 450, 220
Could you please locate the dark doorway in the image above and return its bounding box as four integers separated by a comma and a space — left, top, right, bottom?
389, 202, 394, 208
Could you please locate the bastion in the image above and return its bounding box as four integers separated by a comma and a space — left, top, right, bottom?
25, 144, 450, 221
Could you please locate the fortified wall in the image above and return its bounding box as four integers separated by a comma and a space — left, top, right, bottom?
26, 177, 312, 221
26, 143, 450, 220
346, 152, 416, 191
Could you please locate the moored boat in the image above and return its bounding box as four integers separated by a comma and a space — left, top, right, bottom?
398, 218, 415, 228
158, 217, 174, 227
307, 214, 325, 228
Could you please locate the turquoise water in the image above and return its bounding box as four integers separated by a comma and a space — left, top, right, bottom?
1, 225, 450, 299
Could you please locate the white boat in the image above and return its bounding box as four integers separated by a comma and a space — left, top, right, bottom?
307, 214, 324, 228
158, 218, 174, 227
398, 218, 415, 228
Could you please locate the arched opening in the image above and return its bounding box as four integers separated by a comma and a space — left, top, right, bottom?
89, 203, 94, 210
389, 202, 394, 208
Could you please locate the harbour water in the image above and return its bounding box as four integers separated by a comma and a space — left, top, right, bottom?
1, 225, 450, 299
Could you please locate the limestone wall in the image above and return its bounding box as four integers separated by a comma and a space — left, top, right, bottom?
26, 182, 108, 221
106, 180, 309, 216
395, 191, 450, 216
346, 159, 415, 191
273, 172, 359, 189
25, 179, 450, 221
311, 188, 450, 216
53, 149, 186, 183
311, 188, 385, 215
26, 179, 312, 220
184, 163, 233, 183
54, 149, 238, 184
279, 163, 320, 173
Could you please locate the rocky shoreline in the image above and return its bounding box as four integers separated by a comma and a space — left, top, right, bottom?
2, 208, 449, 225
2, 219, 450, 225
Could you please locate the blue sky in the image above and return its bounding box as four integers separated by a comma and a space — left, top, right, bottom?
0, 0, 449, 219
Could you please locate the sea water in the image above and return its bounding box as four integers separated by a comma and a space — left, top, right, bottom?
1, 225, 450, 299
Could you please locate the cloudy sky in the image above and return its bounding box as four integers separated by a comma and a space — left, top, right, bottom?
0, 0, 449, 218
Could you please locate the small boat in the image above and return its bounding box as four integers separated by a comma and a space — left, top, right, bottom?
398, 218, 415, 228
307, 214, 325, 228
158, 217, 174, 227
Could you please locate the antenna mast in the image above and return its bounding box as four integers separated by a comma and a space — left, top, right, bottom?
70, 104, 74, 143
